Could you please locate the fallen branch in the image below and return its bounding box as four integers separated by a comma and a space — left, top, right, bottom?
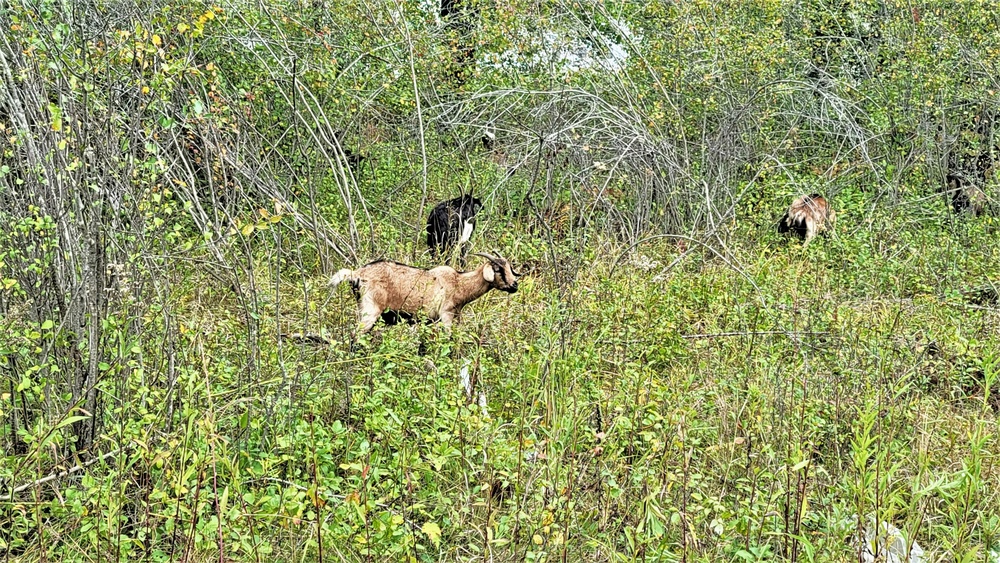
681, 331, 830, 340
280, 332, 333, 345
0, 449, 120, 501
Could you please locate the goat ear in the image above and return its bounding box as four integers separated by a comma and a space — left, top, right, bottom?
482, 265, 495, 283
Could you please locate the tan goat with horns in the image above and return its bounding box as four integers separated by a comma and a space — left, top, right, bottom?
330, 251, 519, 336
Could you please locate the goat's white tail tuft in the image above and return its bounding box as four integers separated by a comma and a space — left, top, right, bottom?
329, 268, 354, 287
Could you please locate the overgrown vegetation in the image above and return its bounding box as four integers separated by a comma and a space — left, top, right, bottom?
1, 1, 999, 561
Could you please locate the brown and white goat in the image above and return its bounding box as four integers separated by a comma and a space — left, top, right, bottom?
778, 193, 835, 244
330, 252, 519, 336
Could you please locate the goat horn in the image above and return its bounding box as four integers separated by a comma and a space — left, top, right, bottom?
471, 252, 499, 263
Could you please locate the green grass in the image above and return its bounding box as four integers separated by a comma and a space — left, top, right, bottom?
3, 193, 1000, 562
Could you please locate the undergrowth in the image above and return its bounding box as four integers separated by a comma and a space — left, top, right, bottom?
3, 194, 999, 562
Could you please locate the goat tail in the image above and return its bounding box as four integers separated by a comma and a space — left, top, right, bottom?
329, 268, 354, 287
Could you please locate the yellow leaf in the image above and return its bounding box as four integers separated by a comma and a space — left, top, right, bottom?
152, 34, 161, 46
141, 86, 150, 95
177, 23, 189, 33
240, 223, 254, 236
421, 522, 442, 545
307, 485, 326, 508
532, 534, 543, 545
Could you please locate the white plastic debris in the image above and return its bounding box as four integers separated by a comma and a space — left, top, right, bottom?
861, 521, 924, 563
459, 360, 489, 418
477, 387, 488, 417
459, 362, 473, 397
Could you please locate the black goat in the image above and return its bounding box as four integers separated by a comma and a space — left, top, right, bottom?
946, 174, 987, 216
333, 131, 366, 175
426, 194, 483, 266
481, 126, 496, 151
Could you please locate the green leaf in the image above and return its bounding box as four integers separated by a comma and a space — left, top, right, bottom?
38, 415, 90, 448
48, 103, 62, 132
52, 415, 89, 431
219, 486, 229, 514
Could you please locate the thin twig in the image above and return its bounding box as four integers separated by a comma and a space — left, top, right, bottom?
1, 450, 120, 501
681, 331, 830, 340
